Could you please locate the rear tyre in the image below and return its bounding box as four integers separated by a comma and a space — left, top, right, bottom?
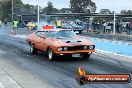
81, 53, 90, 60
48, 48, 57, 61
29, 45, 38, 54
79, 30, 82, 34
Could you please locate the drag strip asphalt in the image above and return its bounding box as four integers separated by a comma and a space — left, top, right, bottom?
0, 33, 132, 88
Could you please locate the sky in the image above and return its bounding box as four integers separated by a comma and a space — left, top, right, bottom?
22, 0, 132, 13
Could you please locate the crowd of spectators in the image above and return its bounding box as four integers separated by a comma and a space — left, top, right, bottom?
90, 21, 132, 35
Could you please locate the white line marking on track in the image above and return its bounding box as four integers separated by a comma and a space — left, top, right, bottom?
0, 82, 5, 88
85, 36, 132, 45
0, 33, 27, 39
96, 49, 132, 58
10, 35, 27, 39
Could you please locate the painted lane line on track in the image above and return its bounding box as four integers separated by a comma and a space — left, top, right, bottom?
0, 82, 5, 88
96, 49, 132, 59
10, 35, 27, 39
0, 33, 27, 39
85, 36, 132, 45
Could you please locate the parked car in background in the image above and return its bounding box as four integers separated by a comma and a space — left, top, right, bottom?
26, 22, 37, 30
61, 22, 83, 34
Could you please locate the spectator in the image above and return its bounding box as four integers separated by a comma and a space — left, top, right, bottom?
56, 19, 62, 28
130, 23, 132, 35
103, 22, 107, 33
126, 22, 131, 35
116, 23, 120, 34
4, 19, 7, 26
0, 20, 2, 28
12, 19, 19, 35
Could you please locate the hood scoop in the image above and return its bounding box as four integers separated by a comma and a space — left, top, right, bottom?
77, 41, 82, 42
66, 41, 71, 43
65, 40, 82, 43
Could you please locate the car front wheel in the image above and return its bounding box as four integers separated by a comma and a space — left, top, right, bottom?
48, 48, 57, 61
29, 45, 38, 54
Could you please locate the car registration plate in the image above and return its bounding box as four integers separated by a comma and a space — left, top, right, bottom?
72, 53, 80, 57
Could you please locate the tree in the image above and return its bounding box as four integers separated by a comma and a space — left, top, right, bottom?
100, 9, 111, 14
44, 1, 54, 14
0, 0, 13, 20
60, 8, 71, 13
0, 0, 23, 21
52, 8, 60, 13
70, 0, 96, 13
121, 10, 132, 14
42, 1, 60, 14
21, 4, 38, 14
13, 0, 23, 14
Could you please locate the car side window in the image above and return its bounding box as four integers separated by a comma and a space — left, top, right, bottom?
36, 32, 45, 38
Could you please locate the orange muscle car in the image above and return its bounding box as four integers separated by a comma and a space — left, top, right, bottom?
26, 29, 95, 60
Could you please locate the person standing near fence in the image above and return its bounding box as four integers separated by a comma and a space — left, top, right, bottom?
103, 22, 107, 33
116, 23, 120, 34
0, 20, 2, 28
56, 19, 62, 28
12, 19, 18, 35
126, 22, 131, 35
4, 19, 7, 26
130, 22, 132, 35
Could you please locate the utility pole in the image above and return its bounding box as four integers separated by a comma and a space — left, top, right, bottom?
113, 11, 116, 35
37, 1, 40, 30
12, 0, 13, 22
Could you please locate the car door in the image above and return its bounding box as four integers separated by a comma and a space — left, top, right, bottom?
34, 31, 46, 51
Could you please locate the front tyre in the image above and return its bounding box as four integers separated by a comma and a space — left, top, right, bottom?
48, 48, 57, 61
81, 53, 91, 60
29, 45, 38, 54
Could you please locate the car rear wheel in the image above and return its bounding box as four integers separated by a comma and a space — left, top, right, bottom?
29, 45, 38, 54
81, 53, 90, 59
48, 48, 57, 61
79, 30, 82, 34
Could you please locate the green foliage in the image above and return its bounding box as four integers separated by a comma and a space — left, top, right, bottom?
0, 0, 11, 20
100, 9, 112, 14
42, 1, 60, 14
0, 0, 23, 21
13, 0, 23, 13
120, 10, 132, 22
121, 10, 132, 14
60, 8, 71, 13
44, 1, 53, 14
70, 0, 96, 13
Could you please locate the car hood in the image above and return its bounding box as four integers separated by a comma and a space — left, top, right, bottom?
49, 37, 94, 46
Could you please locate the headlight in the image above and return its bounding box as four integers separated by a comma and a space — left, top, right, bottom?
83, 46, 88, 49
89, 45, 94, 50
64, 47, 68, 51
58, 48, 63, 51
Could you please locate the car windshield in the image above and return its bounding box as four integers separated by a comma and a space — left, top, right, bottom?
71, 23, 78, 27
45, 30, 77, 38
